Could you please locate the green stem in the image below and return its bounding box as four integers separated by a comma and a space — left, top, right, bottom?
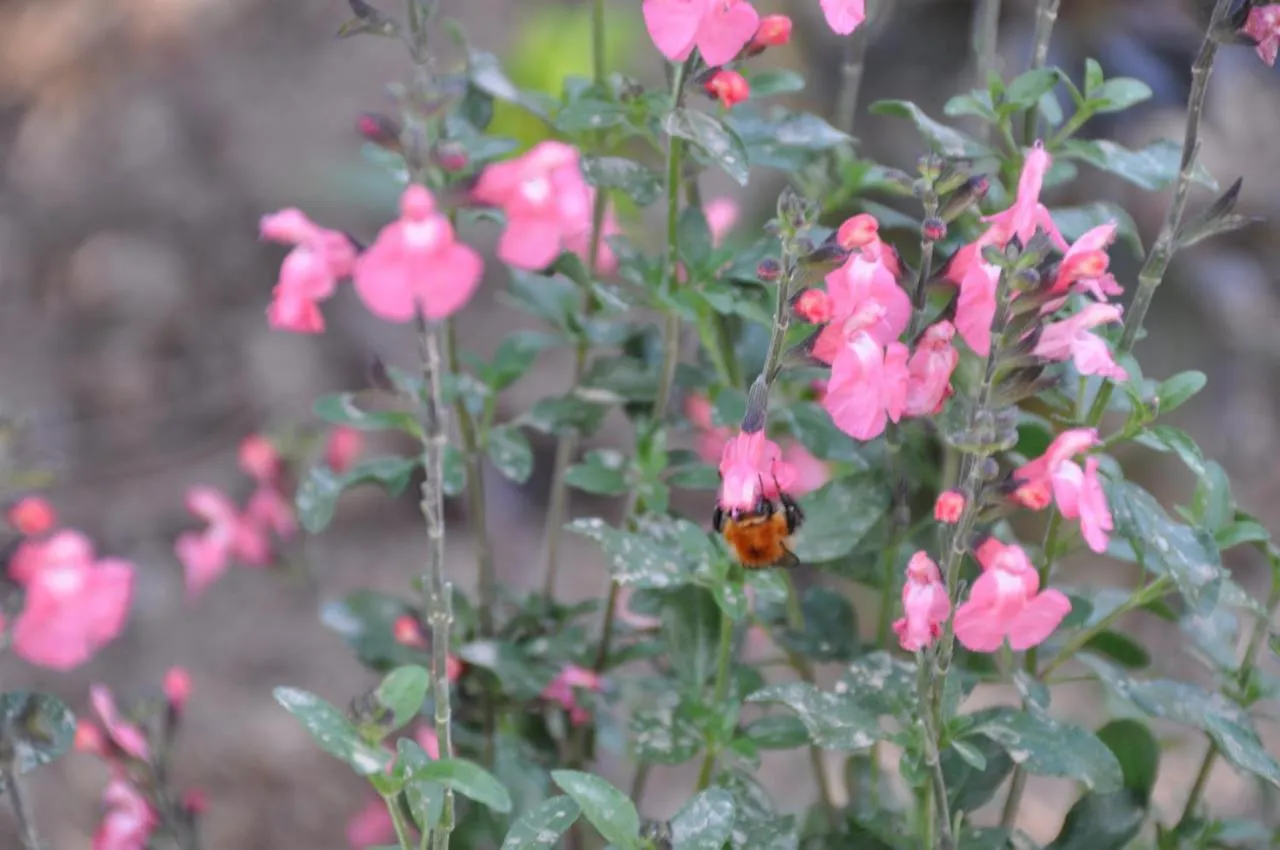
833, 12, 871, 137
972, 0, 1002, 131
630, 762, 652, 806
1021, 0, 1060, 145
1084, 0, 1231, 426
916, 651, 953, 850
695, 610, 735, 790
1039, 576, 1174, 679
4, 765, 41, 850
381, 792, 416, 850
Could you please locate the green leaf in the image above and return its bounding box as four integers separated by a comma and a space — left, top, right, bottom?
868, 100, 988, 158
1190, 460, 1233, 532
789, 476, 891, 563
296, 456, 418, 534
1052, 203, 1143, 256
482, 331, 555, 391
671, 788, 735, 850
1082, 657, 1280, 788
1088, 78, 1153, 114
1105, 479, 1225, 614
0, 692, 77, 782
775, 401, 865, 464
314, 393, 421, 436
1061, 138, 1217, 192
661, 586, 722, 692
504, 270, 579, 329
630, 693, 702, 764
555, 98, 629, 134
772, 586, 859, 662
664, 108, 750, 186
564, 451, 629, 495
746, 69, 805, 97
942, 735, 1014, 813
412, 758, 513, 813
1095, 719, 1159, 801
443, 445, 466, 496
1215, 516, 1270, 551
725, 108, 850, 171
746, 683, 882, 751
550, 770, 642, 850
581, 155, 662, 206
666, 462, 721, 491
455, 640, 556, 701
273, 687, 392, 775
1082, 631, 1151, 669
718, 772, 799, 850
500, 796, 582, 850
840, 652, 917, 717
374, 666, 429, 731
740, 715, 810, 750
567, 516, 710, 589
1154, 370, 1207, 414
487, 425, 534, 484
1046, 790, 1146, 850
1002, 67, 1063, 112
974, 708, 1123, 792
944, 90, 998, 123
1133, 425, 1206, 477
523, 394, 609, 437
395, 738, 445, 832
320, 590, 419, 671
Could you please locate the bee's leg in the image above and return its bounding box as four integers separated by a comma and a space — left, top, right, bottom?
776, 544, 801, 569
779, 491, 805, 534
712, 505, 725, 533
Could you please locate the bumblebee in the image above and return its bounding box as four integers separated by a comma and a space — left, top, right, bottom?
712, 487, 805, 569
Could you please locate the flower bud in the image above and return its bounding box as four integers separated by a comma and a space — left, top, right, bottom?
74, 721, 107, 756
749, 14, 792, 51
934, 161, 973, 196
940, 176, 990, 222
434, 142, 469, 172
917, 153, 943, 182
934, 490, 965, 523
393, 614, 427, 648
790, 288, 833, 324
922, 218, 946, 243
1011, 267, 1041, 293
705, 70, 750, 109
979, 457, 1001, 481
163, 667, 192, 715
836, 214, 879, 250
7, 497, 56, 536
755, 258, 782, 282
356, 112, 402, 151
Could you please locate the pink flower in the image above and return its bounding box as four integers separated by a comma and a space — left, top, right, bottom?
346, 796, 395, 849
823, 333, 908, 441
820, 0, 866, 35
686, 394, 733, 465
93, 777, 158, 850
1013, 428, 1101, 510
892, 552, 951, 652
7, 496, 56, 536
705, 198, 740, 247
76, 720, 108, 756
750, 14, 792, 50
1050, 223, 1122, 304
781, 442, 829, 496
1244, 4, 1280, 66
238, 434, 281, 484
10, 532, 134, 671
1052, 456, 1114, 553
706, 70, 750, 108
981, 141, 1068, 252
955, 258, 999, 356
163, 667, 192, 714
954, 540, 1071, 652
260, 209, 357, 334
934, 491, 965, 524
326, 427, 364, 474
542, 665, 605, 726
90, 685, 152, 762
473, 141, 604, 272
642, 0, 761, 67
1034, 302, 1128, 381
835, 214, 902, 278
353, 185, 483, 322
416, 725, 442, 760
904, 320, 959, 417
812, 250, 911, 363
717, 430, 798, 510
792, 288, 833, 325
175, 487, 269, 598
244, 484, 298, 543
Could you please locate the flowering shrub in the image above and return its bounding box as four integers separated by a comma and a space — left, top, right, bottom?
4, 1, 1280, 849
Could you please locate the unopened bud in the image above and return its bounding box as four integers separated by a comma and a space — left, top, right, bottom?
940, 176, 990, 222
435, 142, 468, 172
791, 288, 833, 324
704, 70, 750, 109
980, 457, 1001, 481
922, 218, 946, 243
1011, 268, 1041, 292
933, 490, 965, 524
748, 14, 792, 52
836, 214, 880, 250
917, 153, 943, 182
393, 614, 427, 648
934, 161, 973, 195
756, 258, 782, 282
163, 667, 192, 715
7, 497, 56, 536
356, 112, 402, 151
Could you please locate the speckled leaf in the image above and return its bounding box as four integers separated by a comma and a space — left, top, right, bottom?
1180, 605, 1239, 671
789, 476, 890, 563
746, 683, 881, 751
1105, 479, 1224, 614
500, 795, 582, 850
671, 788, 735, 850
868, 100, 988, 158
273, 687, 392, 776
775, 587, 858, 662
567, 517, 696, 589
1082, 656, 1280, 788
718, 772, 798, 850
941, 734, 1013, 813
374, 665, 429, 731
551, 770, 642, 850
1062, 138, 1217, 191
975, 708, 1122, 793
581, 155, 662, 206
840, 652, 917, 717
740, 715, 809, 750
487, 425, 534, 484
630, 693, 702, 764
395, 738, 444, 832
296, 456, 418, 534
662, 586, 721, 692
0, 692, 77, 784
1133, 425, 1206, 477
412, 758, 512, 813
664, 108, 749, 186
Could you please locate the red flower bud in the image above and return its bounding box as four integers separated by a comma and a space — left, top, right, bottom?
356, 112, 402, 151
756, 258, 782, 282
750, 14, 792, 51
836, 214, 880, 250
435, 143, 469, 172
393, 615, 427, 648
8, 497, 56, 536
705, 70, 750, 109
934, 490, 965, 524
922, 217, 947, 243
792, 288, 833, 325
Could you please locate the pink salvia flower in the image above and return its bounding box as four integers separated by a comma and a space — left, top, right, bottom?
1049, 222, 1123, 305
237, 434, 281, 484
11, 532, 134, 671
325, 426, 364, 474
76, 720, 108, 756
353, 185, 483, 322
163, 667, 192, 714
90, 686, 152, 762
954, 259, 1000, 356
812, 250, 911, 364
781, 442, 830, 496
954, 540, 1071, 652
717, 430, 798, 510
823, 333, 909, 441
892, 552, 951, 651
1034, 302, 1128, 381
260, 209, 356, 334
472, 141, 605, 272
642, 0, 761, 67
93, 777, 159, 850
705, 198, 740, 247
904, 320, 959, 417
244, 484, 298, 543
1053, 456, 1114, 553
1013, 428, 1101, 510
980, 141, 1068, 252
542, 665, 605, 726
685, 394, 733, 465
1244, 4, 1280, 66
934, 490, 965, 524
820, 0, 866, 35
175, 487, 269, 598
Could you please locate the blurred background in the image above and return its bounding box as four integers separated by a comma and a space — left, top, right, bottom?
0, 0, 1278, 846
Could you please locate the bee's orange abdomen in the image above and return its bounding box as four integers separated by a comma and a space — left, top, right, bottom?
722, 512, 792, 568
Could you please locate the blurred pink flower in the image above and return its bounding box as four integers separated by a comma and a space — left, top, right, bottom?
244, 484, 298, 543
163, 667, 192, 714
955, 259, 999, 356
1244, 5, 1280, 66
346, 797, 395, 850
7, 496, 56, 537
1049, 222, 1122, 306
812, 250, 910, 364
90, 685, 151, 762
904, 320, 959, 417
705, 198, 740, 246
260, 209, 356, 334
175, 487, 269, 598
781, 442, 829, 496
542, 665, 605, 726
642, 0, 760, 67
237, 434, 281, 485
954, 540, 1070, 652
416, 726, 442, 760
9, 532, 133, 671
823, 333, 908, 441
93, 777, 158, 850
1015, 428, 1113, 553
325, 426, 364, 474
892, 552, 950, 652
1034, 302, 1128, 381
353, 185, 483, 322
981, 141, 1067, 252
820, 0, 866, 35
717, 431, 797, 510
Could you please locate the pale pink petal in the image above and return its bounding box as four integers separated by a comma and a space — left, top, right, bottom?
697, 0, 760, 66
954, 600, 1008, 653
642, 0, 703, 62
497, 217, 564, 271
1006, 588, 1072, 651
820, 0, 866, 35
956, 260, 998, 356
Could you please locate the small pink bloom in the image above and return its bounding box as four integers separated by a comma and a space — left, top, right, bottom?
1034, 303, 1128, 381
1244, 5, 1280, 66
93, 777, 159, 850
823, 333, 909, 441
260, 209, 356, 335
705, 198, 740, 247
1051, 456, 1114, 553
11, 532, 134, 671
904, 320, 959, 417
416, 726, 442, 760
793, 288, 833, 325
934, 491, 965, 524
176, 487, 268, 598
90, 685, 151, 762
9, 530, 92, 584
1013, 428, 1101, 511
980, 141, 1068, 252
642, 0, 761, 67
706, 70, 750, 108
163, 667, 192, 714
182, 789, 209, 815
892, 552, 950, 652
393, 614, 427, 648
955, 259, 999, 356
542, 665, 605, 727
781, 442, 829, 496
75, 720, 108, 756
750, 14, 792, 49
835, 214, 903, 278
244, 485, 298, 543
238, 434, 280, 484
8, 497, 56, 536
685, 394, 733, 465
812, 251, 910, 363
446, 655, 465, 683
353, 185, 483, 322
717, 430, 798, 510
325, 427, 364, 474
346, 797, 395, 850
820, 0, 866, 35
1050, 223, 1122, 304
954, 540, 1071, 652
